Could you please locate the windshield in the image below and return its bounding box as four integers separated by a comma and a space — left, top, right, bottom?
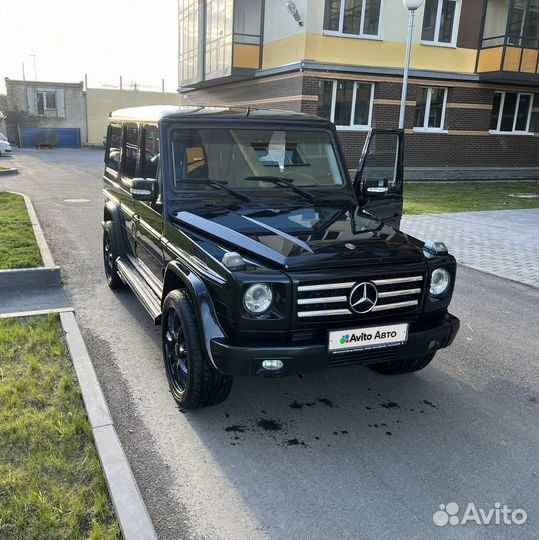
170, 128, 345, 194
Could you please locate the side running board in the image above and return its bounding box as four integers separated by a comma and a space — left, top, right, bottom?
116, 258, 162, 324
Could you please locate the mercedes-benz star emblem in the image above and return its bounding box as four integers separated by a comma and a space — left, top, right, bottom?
349, 282, 378, 314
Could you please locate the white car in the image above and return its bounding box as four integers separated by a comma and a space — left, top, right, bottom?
0, 132, 13, 156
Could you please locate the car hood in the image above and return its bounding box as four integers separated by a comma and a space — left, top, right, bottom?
171, 204, 425, 270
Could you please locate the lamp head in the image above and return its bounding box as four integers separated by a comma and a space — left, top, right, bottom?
402, 0, 424, 10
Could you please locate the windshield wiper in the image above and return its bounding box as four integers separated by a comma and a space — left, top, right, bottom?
244, 176, 314, 202
177, 178, 250, 202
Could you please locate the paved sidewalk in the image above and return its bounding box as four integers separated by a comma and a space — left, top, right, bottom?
402, 209, 539, 288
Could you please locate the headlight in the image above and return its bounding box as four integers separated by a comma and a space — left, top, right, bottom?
429, 268, 450, 296
243, 283, 273, 314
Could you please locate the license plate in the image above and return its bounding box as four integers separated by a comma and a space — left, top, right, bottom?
328, 323, 408, 354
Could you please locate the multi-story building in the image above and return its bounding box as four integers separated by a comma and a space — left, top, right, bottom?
178, 0, 539, 180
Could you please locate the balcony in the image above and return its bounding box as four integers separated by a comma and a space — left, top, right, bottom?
477, 35, 539, 82
178, 0, 263, 89
476, 0, 539, 84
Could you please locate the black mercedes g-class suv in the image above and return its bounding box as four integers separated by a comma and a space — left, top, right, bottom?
102, 105, 459, 408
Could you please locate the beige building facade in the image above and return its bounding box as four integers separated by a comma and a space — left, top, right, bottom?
86, 88, 181, 145
178, 0, 539, 180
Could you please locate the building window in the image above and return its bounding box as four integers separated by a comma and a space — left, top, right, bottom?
421, 0, 461, 46
508, 0, 539, 47
318, 80, 374, 129
205, 0, 234, 80
490, 92, 534, 134
36, 90, 57, 115
323, 0, 383, 38
414, 87, 448, 131
179, 0, 200, 85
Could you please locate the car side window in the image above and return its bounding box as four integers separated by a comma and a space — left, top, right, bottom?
142, 125, 159, 179
106, 124, 122, 172
123, 124, 139, 179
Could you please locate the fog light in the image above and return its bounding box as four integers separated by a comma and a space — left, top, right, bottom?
262, 359, 283, 371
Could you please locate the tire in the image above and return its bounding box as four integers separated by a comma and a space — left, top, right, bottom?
162, 289, 232, 409
103, 221, 125, 290
368, 352, 436, 375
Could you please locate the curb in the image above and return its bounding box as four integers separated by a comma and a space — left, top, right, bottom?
8, 191, 55, 266
0, 192, 61, 290
60, 312, 158, 540
0, 167, 18, 175
0, 266, 62, 288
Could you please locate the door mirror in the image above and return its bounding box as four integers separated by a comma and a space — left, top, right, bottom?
363, 178, 389, 198
130, 178, 157, 202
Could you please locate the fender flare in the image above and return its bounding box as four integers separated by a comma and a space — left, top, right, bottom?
102, 200, 130, 257
163, 261, 226, 370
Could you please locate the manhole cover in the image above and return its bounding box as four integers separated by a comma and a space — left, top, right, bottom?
64, 198, 90, 203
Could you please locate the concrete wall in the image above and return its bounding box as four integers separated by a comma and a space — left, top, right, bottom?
5, 79, 87, 143
85, 88, 181, 145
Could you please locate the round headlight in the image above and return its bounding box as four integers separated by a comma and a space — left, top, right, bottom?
243, 283, 273, 314
430, 268, 450, 296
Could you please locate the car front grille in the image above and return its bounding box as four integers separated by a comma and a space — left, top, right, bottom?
296, 274, 424, 320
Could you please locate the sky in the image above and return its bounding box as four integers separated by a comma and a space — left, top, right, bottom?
0, 0, 178, 94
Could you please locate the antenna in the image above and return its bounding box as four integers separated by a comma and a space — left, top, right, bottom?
246, 105, 251, 117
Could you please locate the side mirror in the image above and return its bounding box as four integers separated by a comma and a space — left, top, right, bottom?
363, 178, 388, 199
130, 178, 157, 201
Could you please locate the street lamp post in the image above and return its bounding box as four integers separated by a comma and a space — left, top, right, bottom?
398, 0, 424, 129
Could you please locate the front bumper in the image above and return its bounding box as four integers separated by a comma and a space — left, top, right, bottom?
209, 313, 460, 376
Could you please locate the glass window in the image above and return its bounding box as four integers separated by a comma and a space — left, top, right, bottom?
323, 0, 382, 37
317, 80, 334, 120
179, 0, 200, 85
421, 0, 459, 45
205, 0, 233, 80
515, 94, 532, 131
354, 83, 372, 125
334, 81, 355, 126
323, 0, 341, 31
123, 124, 139, 178
36, 90, 57, 114
106, 125, 122, 172
36, 92, 45, 115
509, 0, 539, 47
414, 86, 448, 130
170, 129, 345, 193
317, 80, 374, 128
45, 91, 56, 109
142, 125, 160, 179
360, 132, 400, 188
489, 92, 502, 130
490, 92, 533, 133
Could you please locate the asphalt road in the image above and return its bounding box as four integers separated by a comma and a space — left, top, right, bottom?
1, 149, 538, 540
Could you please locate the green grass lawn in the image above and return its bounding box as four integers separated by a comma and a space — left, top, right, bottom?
0, 192, 43, 269
0, 315, 120, 540
404, 181, 539, 215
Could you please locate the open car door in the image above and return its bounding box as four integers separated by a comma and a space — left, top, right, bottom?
354, 129, 404, 230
